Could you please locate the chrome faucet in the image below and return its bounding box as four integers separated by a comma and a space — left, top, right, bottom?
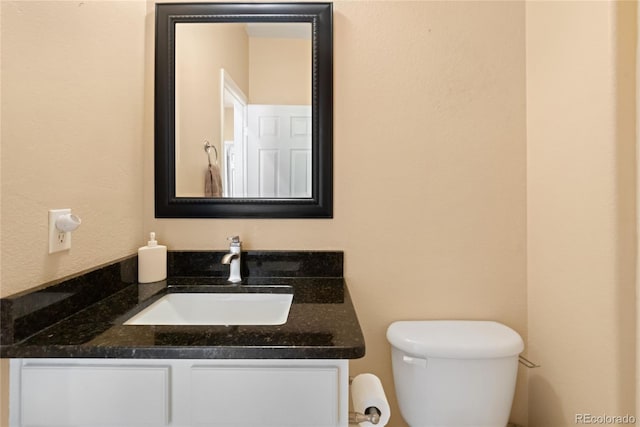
221, 236, 242, 283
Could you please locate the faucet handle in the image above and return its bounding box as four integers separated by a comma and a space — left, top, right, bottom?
227, 235, 241, 244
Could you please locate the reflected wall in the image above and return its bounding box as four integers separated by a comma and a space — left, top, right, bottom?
174, 23, 312, 198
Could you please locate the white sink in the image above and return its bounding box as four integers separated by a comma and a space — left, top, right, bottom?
124, 292, 293, 326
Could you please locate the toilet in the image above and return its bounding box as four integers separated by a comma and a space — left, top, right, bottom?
386, 320, 524, 427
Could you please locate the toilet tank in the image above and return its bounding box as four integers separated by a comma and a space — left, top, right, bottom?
387, 321, 524, 427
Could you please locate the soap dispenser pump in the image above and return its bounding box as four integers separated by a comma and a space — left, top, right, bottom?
138, 232, 167, 283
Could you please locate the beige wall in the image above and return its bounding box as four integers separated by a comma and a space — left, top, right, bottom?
526, 1, 637, 425
0, 1, 148, 423
0, 2, 4, 421
249, 37, 312, 105
0, 0, 147, 297
175, 23, 249, 197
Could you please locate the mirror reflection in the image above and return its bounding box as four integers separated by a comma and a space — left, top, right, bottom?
174, 23, 312, 198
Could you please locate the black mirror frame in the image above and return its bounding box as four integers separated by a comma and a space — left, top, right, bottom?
154, 2, 333, 218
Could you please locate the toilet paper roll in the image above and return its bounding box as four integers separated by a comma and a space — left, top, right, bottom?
351, 373, 390, 427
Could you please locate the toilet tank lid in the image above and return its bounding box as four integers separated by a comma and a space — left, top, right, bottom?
386, 320, 524, 359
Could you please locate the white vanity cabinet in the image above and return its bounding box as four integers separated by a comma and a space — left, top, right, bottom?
9, 358, 349, 427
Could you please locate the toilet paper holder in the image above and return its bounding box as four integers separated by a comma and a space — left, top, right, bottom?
349, 375, 384, 425
349, 407, 381, 425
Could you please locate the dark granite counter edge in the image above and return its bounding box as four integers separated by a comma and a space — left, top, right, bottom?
0, 345, 364, 359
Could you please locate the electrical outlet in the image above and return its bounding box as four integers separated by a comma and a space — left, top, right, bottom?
49, 209, 72, 253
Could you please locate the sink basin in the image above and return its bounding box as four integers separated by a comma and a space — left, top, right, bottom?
124, 292, 293, 326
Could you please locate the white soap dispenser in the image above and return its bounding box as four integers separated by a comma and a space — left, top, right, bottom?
138, 232, 167, 283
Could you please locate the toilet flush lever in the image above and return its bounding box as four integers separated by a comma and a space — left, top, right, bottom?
518, 355, 540, 368
402, 355, 427, 368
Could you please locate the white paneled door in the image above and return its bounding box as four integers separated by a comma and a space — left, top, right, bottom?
247, 105, 312, 198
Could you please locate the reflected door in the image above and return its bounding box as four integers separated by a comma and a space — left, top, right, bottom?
247, 105, 312, 198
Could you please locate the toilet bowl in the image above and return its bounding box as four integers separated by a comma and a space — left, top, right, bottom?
386, 320, 523, 427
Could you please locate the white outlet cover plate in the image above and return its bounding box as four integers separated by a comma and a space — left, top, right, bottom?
49, 209, 71, 253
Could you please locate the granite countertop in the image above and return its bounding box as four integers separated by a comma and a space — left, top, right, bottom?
0, 251, 365, 359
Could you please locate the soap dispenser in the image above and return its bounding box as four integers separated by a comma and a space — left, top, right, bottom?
138, 232, 167, 283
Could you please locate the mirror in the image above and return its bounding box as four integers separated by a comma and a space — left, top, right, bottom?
155, 3, 333, 218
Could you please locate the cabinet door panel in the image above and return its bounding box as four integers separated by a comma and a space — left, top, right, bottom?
190, 365, 340, 426
20, 364, 170, 427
